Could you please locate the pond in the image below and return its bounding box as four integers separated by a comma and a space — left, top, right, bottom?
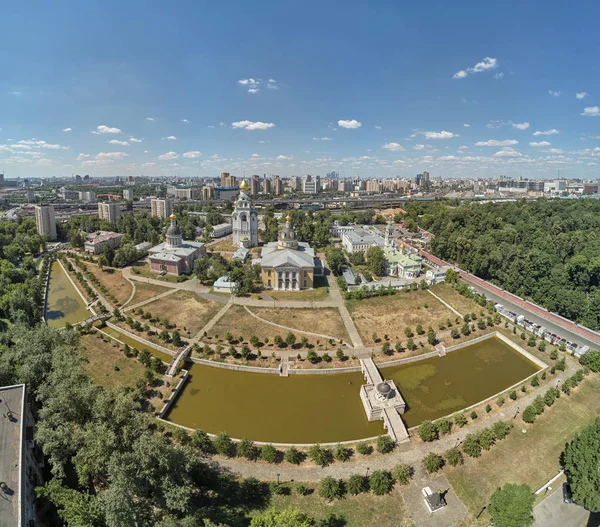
165, 336, 540, 443
45, 261, 90, 327
381, 337, 541, 427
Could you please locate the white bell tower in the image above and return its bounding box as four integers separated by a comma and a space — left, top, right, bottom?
232, 179, 258, 248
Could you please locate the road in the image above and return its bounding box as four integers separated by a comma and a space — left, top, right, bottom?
466, 281, 599, 351
533, 486, 596, 527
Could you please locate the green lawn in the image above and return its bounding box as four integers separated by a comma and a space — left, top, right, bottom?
446, 374, 600, 522
251, 484, 414, 527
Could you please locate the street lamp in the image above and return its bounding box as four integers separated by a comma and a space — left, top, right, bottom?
366, 467, 370, 478
454, 437, 462, 448
476, 506, 487, 519
277, 473, 280, 484
513, 406, 520, 420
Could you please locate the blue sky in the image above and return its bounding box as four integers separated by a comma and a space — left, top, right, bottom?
1, 0, 599, 179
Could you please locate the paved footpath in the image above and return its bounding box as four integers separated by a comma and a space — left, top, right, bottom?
214, 362, 577, 481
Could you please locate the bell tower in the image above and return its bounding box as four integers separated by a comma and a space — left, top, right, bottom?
232, 179, 258, 248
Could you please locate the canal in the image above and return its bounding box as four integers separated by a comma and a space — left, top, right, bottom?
45, 261, 90, 327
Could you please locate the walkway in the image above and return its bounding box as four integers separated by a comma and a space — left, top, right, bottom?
360, 357, 383, 385
124, 287, 179, 312
428, 289, 463, 319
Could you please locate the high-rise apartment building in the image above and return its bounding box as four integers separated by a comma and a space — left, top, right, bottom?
123, 189, 134, 201
220, 172, 237, 187
78, 190, 96, 202
151, 198, 174, 219
250, 175, 260, 196
262, 177, 272, 195
272, 175, 282, 195
98, 202, 121, 223
34, 205, 57, 240
303, 175, 320, 194
202, 186, 214, 201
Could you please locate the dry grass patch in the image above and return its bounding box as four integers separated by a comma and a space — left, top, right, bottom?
347, 290, 456, 346
142, 291, 222, 335
208, 238, 238, 252
446, 375, 600, 518
129, 281, 172, 306
431, 282, 483, 316
85, 262, 133, 305
80, 333, 146, 388
250, 307, 350, 342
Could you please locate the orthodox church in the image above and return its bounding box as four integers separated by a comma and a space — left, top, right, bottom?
148, 214, 206, 275
232, 180, 258, 248
259, 215, 322, 291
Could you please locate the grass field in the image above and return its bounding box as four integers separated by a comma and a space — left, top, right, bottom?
83, 262, 134, 306
206, 305, 336, 348
446, 375, 600, 521
431, 282, 483, 316
347, 289, 456, 345
142, 291, 221, 335
208, 238, 238, 252
268, 276, 330, 301
128, 281, 172, 306
253, 484, 414, 527
80, 333, 146, 388
249, 307, 350, 342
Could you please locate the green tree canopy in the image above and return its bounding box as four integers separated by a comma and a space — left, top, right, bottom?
488, 484, 535, 527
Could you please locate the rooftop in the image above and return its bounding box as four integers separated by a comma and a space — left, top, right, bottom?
84, 230, 122, 245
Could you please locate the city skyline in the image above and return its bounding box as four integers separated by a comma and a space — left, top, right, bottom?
1, 1, 600, 180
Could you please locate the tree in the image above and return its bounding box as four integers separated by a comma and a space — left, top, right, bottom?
376, 435, 395, 453
422, 453, 444, 474
488, 484, 535, 527
522, 406, 537, 424
308, 444, 331, 467
444, 447, 463, 467
381, 341, 392, 355
391, 463, 412, 485
416, 323, 424, 335
427, 328, 437, 345
260, 444, 279, 463
333, 443, 351, 462
564, 417, 600, 512
462, 434, 482, 458
406, 338, 417, 351
436, 418, 452, 435
318, 476, 344, 501
213, 432, 233, 456
366, 246, 386, 276
585, 349, 600, 372
274, 335, 284, 347
191, 429, 213, 453
418, 420, 439, 442
286, 332, 297, 347
347, 474, 369, 495
369, 470, 394, 495
37, 479, 106, 527
404, 326, 414, 338
250, 507, 317, 527
284, 446, 302, 465
451, 328, 459, 339
325, 247, 346, 276
236, 438, 257, 460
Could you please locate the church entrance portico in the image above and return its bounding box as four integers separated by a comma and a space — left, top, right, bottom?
275, 267, 301, 290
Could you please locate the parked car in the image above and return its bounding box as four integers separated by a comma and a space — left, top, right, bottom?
563, 482, 572, 504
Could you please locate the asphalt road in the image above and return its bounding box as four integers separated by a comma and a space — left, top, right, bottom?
466, 281, 599, 351
533, 486, 597, 527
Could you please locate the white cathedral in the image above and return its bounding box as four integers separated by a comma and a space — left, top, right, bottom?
232, 180, 258, 248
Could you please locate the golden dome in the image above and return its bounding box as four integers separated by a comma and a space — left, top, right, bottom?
286, 214, 292, 222
169, 213, 177, 220
239, 179, 249, 191
233, 200, 238, 207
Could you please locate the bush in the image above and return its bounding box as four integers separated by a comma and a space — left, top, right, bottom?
532, 395, 546, 415
214, 432, 233, 456
308, 444, 331, 467
454, 413, 467, 428
318, 476, 344, 501
485, 403, 492, 414
418, 420, 439, 442
191, 429, 214, 453
445, 447, 464, 467
376, 435, 395, 454
260, 444, 279, 463
236, 438, 257, 460
333, 443, 351, 462
296, 484, 311, 496
497, 395, 505, 407
491, 421, 513, 440
530, 375, 539, 387
478, 429, 495, 450
550, 349, 558, 360
306, 350, 320, 364
544, 388, 557, 407
436, 418, 452, 435
369, 470, 394, 495
470, 410, 478, 420
522, 406, 537, 423
509, 390, 517, 400
422, 453, 444, 474
462, 434, 482, 458
392, 463, 413, 485
346, 474, 369, 495
284, 447, 302, 465
356, 441, 373, 456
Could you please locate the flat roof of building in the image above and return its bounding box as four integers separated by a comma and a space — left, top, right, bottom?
84, 231, 123, 245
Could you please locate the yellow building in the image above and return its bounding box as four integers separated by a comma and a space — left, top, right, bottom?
259, 215, 320, 291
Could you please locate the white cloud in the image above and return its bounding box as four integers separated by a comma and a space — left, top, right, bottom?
544, 148, 565, 154
338, 119, 362, 129
313, 137, 332, 141
374, 125, 382, 130
277, 155, 291, 160
512, 122, 530, 130
453, 57, 497, 79
182, 151, 201, 159
17, 139, 66, 150
248, 88, 259, 94
548, 90, 561, 97
382, 142, 405, 152
146, 117, 154, 121
108, 139, 129, 146
475, 139, 519, 147
581, 106, 600, 117
158, 151, 178, 160
493, 147, 522, 158
533, 129, 560, 136
529, 141, 551, 147
181, 119, 190, 123
494, 72, 504, 79
62, 127, 72, 132
141, 162, 155, 167
238, 78, 258, 86
77, 153, 90, 160
95, 125, 122, 134
463, 123, 471, 128
129, 137, 143, 143
413, 144, 426, 150
458, 146, 469, 150
576, 92, 588, 100
267, 80, 278, 90
163, 135, 176, 140
423, 131, 458, 139
231, 120, 276, 130
251, 153, 259, 157
96, 151, 128, 160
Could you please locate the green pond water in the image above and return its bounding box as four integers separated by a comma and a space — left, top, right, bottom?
165, 337, 540, 443
45, 261, 90, 327
382, 337, 540, 427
